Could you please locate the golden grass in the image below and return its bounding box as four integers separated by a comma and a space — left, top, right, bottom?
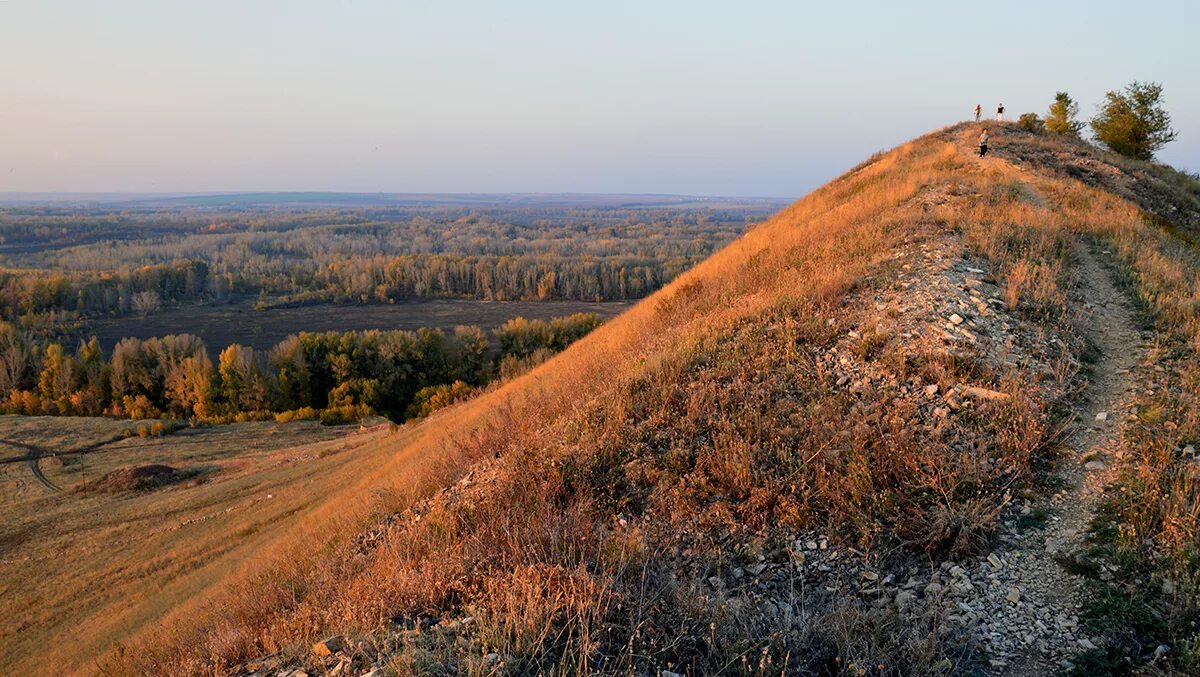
96, 123, 1200, 674
0, 416, 390, 676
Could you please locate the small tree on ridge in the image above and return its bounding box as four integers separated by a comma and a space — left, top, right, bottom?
1045, 91, 1082, 136
1090, 81, 1177, 160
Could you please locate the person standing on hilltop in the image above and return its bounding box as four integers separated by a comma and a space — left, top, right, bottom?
975, 104, 982, 122
979, 128, 990, 157
996, 103, 1005, 122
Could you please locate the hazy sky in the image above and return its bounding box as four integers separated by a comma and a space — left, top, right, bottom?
2, 0, 1197, 197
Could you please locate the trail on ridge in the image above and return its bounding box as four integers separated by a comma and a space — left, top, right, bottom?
977, 242, 1145, 675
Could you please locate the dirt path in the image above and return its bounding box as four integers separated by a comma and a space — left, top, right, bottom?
978, 241, 1145, 674
0, 439, 63, 492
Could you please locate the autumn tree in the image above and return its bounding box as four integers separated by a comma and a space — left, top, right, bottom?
218, 344, 268, 412
38, 343, 78, 412
271, 335, 312, 411
1091, 81, 1178, 160
165, 352, 214, 417
0, 322, 29, 395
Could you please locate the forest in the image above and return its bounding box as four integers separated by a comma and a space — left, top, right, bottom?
0, 195, 778, 423
0, 197, 781, 340
0, 313, 601, 424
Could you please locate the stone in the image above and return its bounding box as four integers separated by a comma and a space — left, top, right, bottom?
312, 636, 343, 657
895, 590, 914, 609
1162, 578, 1176, 595
1084, 460, 1106, 471
1155, 644, 1169, 659
949, 313, 965, 325
861, 570, 879, 581
988, 553, 1003, 569
1006, 587, 1022, 604
1095, 411, 1109, 422
924, 384, 939, 397
964, 385, 1010, 401
746, 563, 767, 576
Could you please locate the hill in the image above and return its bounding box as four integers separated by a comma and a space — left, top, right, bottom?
100, 124, 1200, 676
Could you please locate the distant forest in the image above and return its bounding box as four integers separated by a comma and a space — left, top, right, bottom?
0, 200, 778, 337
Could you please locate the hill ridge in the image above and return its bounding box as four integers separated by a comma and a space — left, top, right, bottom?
110, 124, 1200, 676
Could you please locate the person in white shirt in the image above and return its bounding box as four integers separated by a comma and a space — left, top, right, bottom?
979, 129, 990, 157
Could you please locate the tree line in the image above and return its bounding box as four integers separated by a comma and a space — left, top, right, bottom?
0, 312, 601, 424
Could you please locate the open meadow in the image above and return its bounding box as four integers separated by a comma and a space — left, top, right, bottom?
0, 415, 407, 675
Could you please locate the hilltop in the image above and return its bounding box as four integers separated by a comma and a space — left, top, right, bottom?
106, 124, 1200, 676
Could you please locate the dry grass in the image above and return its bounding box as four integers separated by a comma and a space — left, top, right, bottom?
93, 124, 1200, 675
0, 415, 383, 676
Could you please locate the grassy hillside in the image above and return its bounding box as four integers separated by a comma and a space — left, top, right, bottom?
101, 124, 1200, 676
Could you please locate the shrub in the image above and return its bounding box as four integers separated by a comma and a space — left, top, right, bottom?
274, 406, 319, 423
318, 404, 371, 425
498, 347, 557, 380
404, 381, 476, 420
1090, 81, 1177, 160
1018, 112, 1045, 133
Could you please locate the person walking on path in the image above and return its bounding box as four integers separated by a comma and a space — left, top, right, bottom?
975, 104, 982, 122
979, 128, 990, 157
996, 103, 1005, 122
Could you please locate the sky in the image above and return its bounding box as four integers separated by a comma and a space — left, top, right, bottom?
1, 0, 1197, 197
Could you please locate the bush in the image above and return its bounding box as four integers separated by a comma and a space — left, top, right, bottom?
498, 347, 557, 380
1090, 81, 1177, 160
1018, 112, 1045, 133
318, 404, 371, 426
404, 381, 476, 420
274, 406, 319, 423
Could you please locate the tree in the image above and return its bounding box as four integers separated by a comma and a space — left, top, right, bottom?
0, 322, 29, 395
165, 352, 214, 417
271, 335, 312, 410
1045, 91, 1083, 136
218, 344, 268, 411
111, 338, 158, 404
1090, 81, 1178, 160
38, 343, 77, 411
131, 290, 162, 316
